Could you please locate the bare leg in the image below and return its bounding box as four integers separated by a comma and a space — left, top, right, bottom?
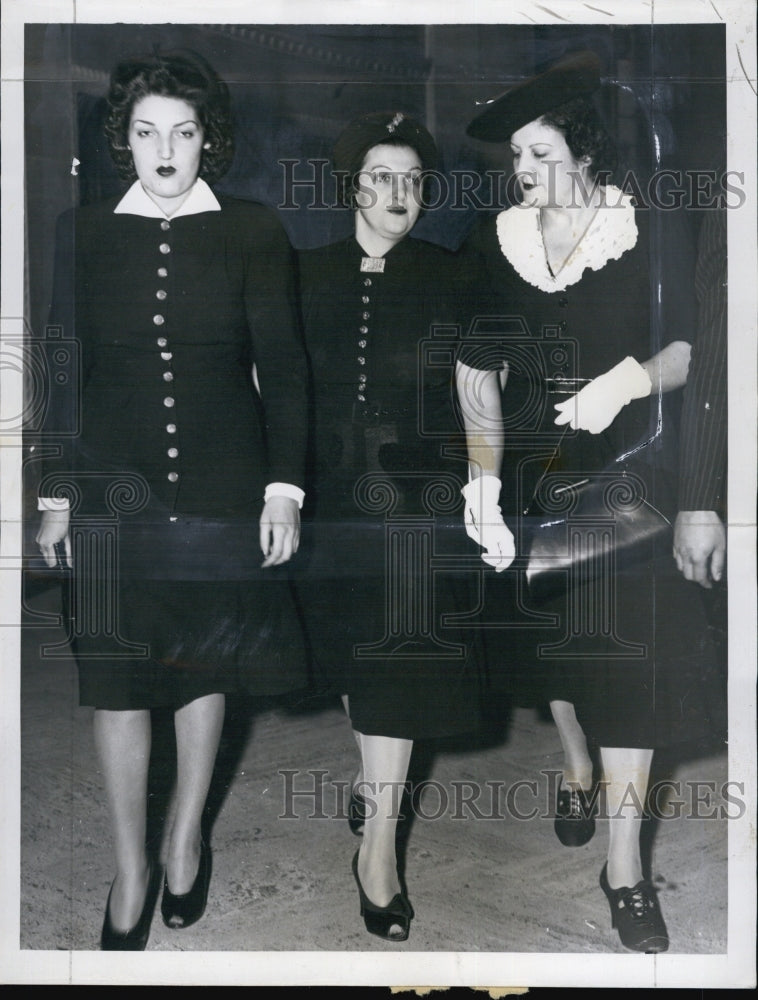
356, 732, 413, 920
601, 746, 653, 887
93, 708, 152, 931
165, 693, 225, 893
342, 694, 363, 788
550, 699, 593, 788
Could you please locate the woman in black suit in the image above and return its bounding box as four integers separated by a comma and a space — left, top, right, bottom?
298, 112, 485, 941
35, 50, 309, 950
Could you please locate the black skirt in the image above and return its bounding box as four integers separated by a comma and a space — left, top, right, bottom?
296, 466, 486, 742
67, 510, 308, 710
478, 520, 726, 753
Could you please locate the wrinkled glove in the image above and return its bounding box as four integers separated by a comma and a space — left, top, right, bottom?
461, 475, 515, 572
554, 356, 652, 434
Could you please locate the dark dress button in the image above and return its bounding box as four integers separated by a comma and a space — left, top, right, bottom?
157, 267, 168, 278
160, 220, 170, 231
359, 325, 368, 334
166, 423, 177, 433
167, 471, 179, 482
153, 315, 165, 326
363, 278, 372, 287
163, 397, 175, 408
163, 371, 174, 382
156, 289, 167, 301
157, 337, 168, 347
167, 447, 179, 458
159, 243, 171, 255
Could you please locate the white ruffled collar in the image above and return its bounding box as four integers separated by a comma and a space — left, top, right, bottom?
495, 186, 638, 293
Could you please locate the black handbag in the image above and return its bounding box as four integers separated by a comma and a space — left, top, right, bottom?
524, 440, 672, 604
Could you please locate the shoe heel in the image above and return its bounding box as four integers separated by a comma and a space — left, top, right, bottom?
348, 787, 367, 837
101, 864, 157, 951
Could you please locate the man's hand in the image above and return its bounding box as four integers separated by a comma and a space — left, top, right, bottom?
673, 510, 725, 588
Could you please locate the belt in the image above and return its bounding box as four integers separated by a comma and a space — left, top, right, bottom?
544, 376, 592, 395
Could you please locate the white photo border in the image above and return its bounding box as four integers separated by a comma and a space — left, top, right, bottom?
1, 0, 755, 988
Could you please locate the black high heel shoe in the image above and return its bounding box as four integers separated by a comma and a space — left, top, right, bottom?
554, 780, 597, 847
348, 786, 367, 836
599, 863, 669, 953
161, 841, 212, 929
351, 850, 413, 942
101, 865, 157, 951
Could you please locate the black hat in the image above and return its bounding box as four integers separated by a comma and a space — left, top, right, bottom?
466, 51, 602, 143
332, 111, 438, 176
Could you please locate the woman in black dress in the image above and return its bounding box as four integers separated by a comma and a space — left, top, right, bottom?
298, 112, 483, 940
35, 50, 309, 949
458, 52, 724, 952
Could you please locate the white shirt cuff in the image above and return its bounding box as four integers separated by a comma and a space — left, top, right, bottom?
38, 497, 70, 511
264, 482, 305, 509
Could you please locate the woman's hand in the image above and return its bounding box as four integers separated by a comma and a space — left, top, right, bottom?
461, 475, 515, 573
260, 496, 300, 567
554, 356, 652, 434
36, 509, 71, 568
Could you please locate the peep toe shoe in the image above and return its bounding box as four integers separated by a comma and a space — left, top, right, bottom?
161, 841, 212, 929
352, 850, 413, 942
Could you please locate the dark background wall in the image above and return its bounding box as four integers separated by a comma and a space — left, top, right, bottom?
24, 21, 726, 340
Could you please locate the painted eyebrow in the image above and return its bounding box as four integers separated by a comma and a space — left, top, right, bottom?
131, 119, 199, 128
361, 163, 422, 173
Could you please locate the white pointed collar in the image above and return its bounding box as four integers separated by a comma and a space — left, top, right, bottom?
113, 177, 221, 219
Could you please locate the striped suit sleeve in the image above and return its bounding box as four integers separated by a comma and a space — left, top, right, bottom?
678, 209, 728, 514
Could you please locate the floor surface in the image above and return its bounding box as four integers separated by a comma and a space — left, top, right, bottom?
15, 578, 732, 986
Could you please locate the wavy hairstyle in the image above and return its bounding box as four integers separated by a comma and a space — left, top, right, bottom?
541, 96, 617, 179
104, 49, 235, 184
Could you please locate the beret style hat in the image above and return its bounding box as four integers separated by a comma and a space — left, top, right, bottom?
466, 50, 602, 142
332, 111, 438, 175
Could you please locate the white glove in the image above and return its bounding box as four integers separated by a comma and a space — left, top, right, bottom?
554, 356, 652, 434
461, 475, 515, 572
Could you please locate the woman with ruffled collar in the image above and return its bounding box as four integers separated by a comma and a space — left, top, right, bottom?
456, 52, 722, 953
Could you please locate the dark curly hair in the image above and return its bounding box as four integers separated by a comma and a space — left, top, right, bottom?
104, 49, 234, 184
541, 96, 617, 180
